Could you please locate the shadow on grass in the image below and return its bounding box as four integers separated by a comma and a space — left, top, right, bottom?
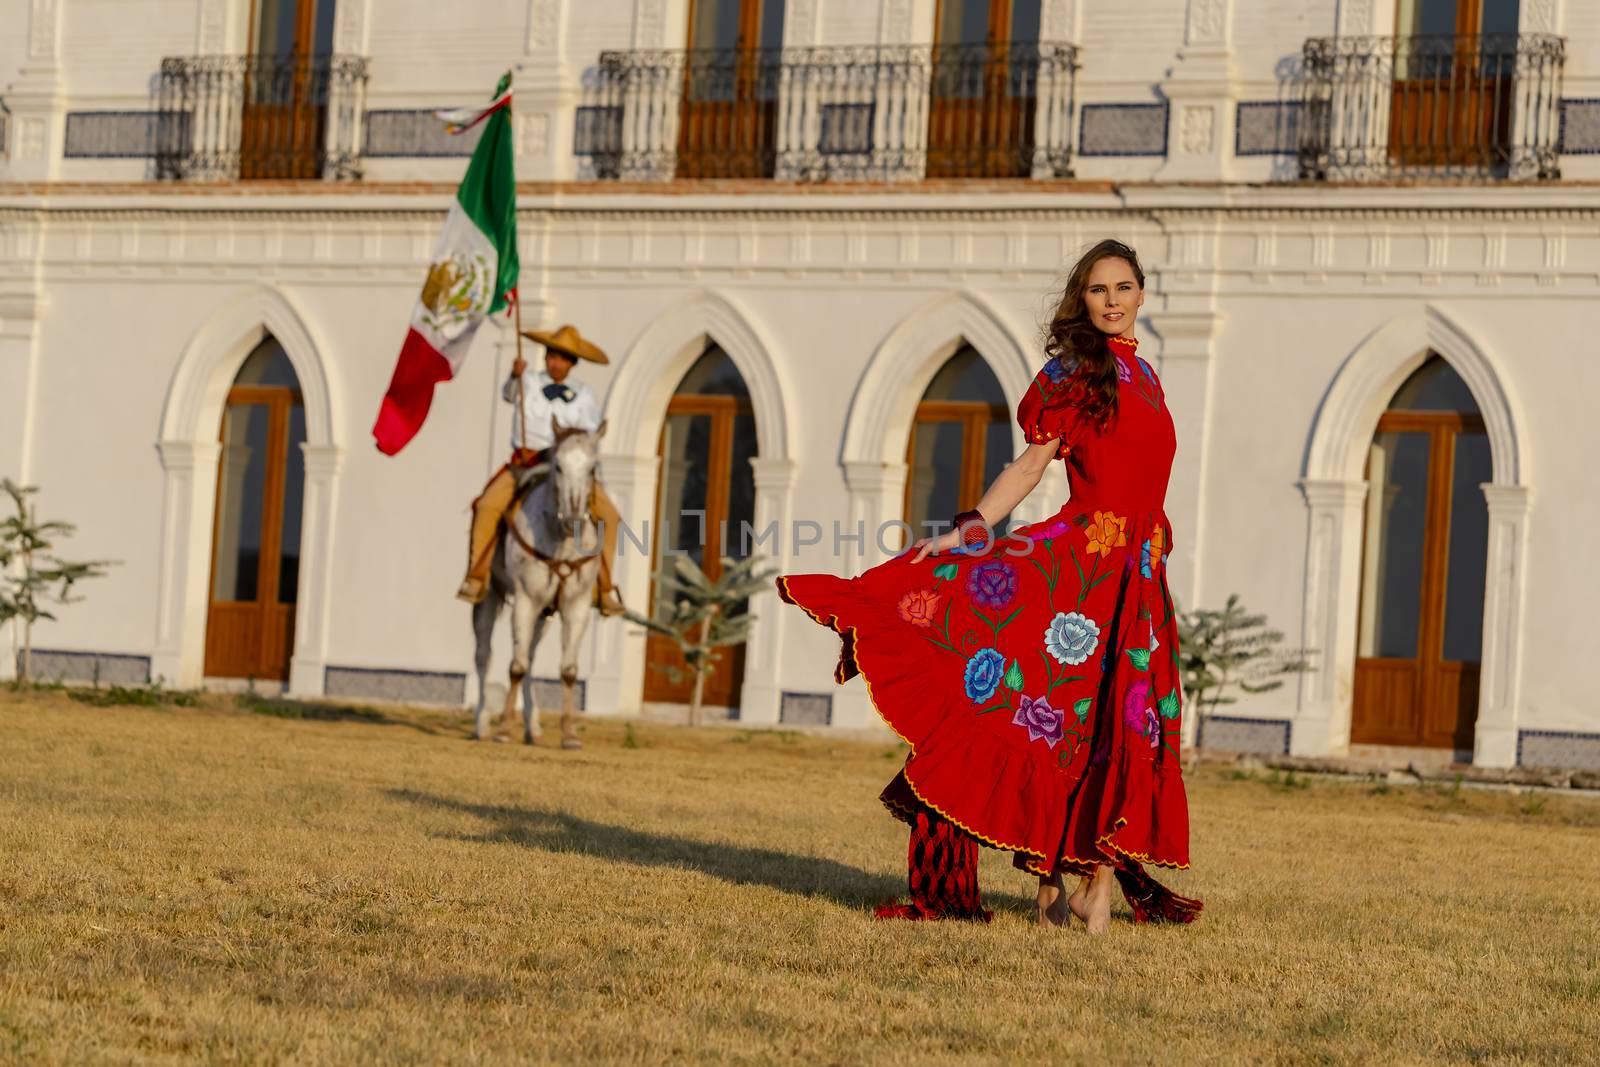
236, 693, 458, 738
389, 788, 1035, 915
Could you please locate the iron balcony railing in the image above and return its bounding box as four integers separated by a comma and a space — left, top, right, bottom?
577, 41, 1079, 182
1299, 33, 1565, 181
155, 53, 369, 181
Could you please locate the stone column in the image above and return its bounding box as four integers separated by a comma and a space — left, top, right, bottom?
1155, 0, 1237, 182
151, 441, 222, 688
7, 0, 67, 183
842, 460, 910, 576
585, 451, 659, 717
1291, 478, 1370, 757
287, 445, 345, 698
1473, 484, 1533, 768
738, 457, 798, 724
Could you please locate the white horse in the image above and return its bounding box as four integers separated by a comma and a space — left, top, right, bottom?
472, 418, 606, 748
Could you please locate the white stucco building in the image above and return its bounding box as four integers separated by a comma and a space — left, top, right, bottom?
3, 0, 1597, 769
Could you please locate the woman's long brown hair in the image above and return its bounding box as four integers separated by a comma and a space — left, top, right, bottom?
1044, 238, 1146, 430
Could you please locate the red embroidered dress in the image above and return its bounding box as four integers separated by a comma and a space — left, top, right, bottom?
777, 335, 1196, 917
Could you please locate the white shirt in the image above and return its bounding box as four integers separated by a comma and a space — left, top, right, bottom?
504, 368, 602, 452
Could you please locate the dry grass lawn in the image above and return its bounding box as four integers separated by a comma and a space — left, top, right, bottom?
2, 687, 1598, 1065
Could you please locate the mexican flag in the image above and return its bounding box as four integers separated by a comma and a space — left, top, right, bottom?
372, 73, 519, 455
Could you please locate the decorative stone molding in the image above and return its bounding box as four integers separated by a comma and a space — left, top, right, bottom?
1474, 484, 1533, 768
1297, 306, 1530, 765
152, 286, 342, 692
1337, 0, 1376, 36
599, 290, 794, 719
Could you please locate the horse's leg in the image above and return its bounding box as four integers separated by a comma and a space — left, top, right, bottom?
502, 585, 536, 744
471, 589, 499, 741
523, 610, 548, 745
557, 562, 596, 751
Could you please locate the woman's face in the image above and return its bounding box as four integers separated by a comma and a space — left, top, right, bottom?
1081, 256, 1143, 337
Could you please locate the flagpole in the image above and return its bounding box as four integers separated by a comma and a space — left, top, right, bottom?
506, 69, 527, 456
513, 288, 527, 454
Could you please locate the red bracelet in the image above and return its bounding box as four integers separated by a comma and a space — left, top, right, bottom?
952, 509, 990, 549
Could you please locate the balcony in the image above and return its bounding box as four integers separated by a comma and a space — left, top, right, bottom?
1298, 33, 1565, 182
578, 41, 1079, 183
155, 54, 369, 181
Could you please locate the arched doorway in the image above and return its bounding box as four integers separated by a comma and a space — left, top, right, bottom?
644, 343, 758, 708
205, 336, 306, 680
903, 343, 1010, 539
1353, 355, 1490, 750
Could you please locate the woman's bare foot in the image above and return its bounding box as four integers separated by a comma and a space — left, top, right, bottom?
1084, 865, 1115, 936
1067, 875, 1091, 923
1036, 873, 1069, 927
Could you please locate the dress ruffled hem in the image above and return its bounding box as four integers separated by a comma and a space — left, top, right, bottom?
776, 566, 1190, 872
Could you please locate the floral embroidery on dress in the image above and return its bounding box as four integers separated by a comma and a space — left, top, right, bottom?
897, 588, 942, 627
1045, 611, 1100, 666
1140, 526, 1167, 578
1013, 694, 1064, 747
966, 560, 1018, 608
1115, 356, 1133, 383
1085, 511, 1129, 558
1042, 355, 1077, 383
963, 648, 1007, 703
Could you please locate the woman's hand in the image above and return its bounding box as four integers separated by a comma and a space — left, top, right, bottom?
908, 528, 963, 564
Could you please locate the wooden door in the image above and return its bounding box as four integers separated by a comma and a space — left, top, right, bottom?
902, 346, 1010, 546
1352, 363, 1490, 750
676, 0, 786, 178
644, 392, 758, 708
928, 0, 1042, 178
1389, 0, 1519, 169
205, 370, 305, 680
242, 0, 336, 179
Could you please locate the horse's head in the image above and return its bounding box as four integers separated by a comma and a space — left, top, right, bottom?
547, 417, 607, 539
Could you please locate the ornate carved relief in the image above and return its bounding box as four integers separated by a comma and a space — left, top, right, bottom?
1187, 0, 1227, 45
882, 0, 912, 44
197, 0, 227, 52
526, 0, 559, 50
784, 0, 818, 46
1179, 105, 1214, 154
1042, 0, 1076, 40
1338, 0, 1375, 36
1523, 0, 1557, 33
334, 0, 368, 54
634, 0, 664, 47
28, 0, 60, 61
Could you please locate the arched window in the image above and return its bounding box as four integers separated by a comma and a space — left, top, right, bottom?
903, 344, 1010, 541
206, 336, 305, 680
1354, 355, 1489, 751
646, 343, 758, 709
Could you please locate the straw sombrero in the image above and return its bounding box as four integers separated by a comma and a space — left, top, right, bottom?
520, 324, 609, 364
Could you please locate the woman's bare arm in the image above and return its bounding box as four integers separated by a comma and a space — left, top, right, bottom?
910, 439, 1059, 562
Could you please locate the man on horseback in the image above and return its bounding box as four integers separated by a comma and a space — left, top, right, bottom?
457, 324, 626, 617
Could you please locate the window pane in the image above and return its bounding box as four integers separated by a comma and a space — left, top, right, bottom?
691, 0, 743, 49
725, 413, 758, 559
906, 419, 965, 537
656, 413, 713, 602
278, 404, 306, 604
1359, 431, 1431, 659
676, 344, 750, 397
1442, 433, 1492, 663
213, 404, 271, 603
234, 338, 300, 388
759, 0, 787, 50
1389, 356, 1479, 413
939, 0, 991, 45
1010, 0, 1041, 43
922, 345, 1006, 405
1480, 0, 1520, 37
984, 418, 1012, 533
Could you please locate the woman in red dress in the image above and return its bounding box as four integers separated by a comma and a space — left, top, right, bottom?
777, 240, 1201, 934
